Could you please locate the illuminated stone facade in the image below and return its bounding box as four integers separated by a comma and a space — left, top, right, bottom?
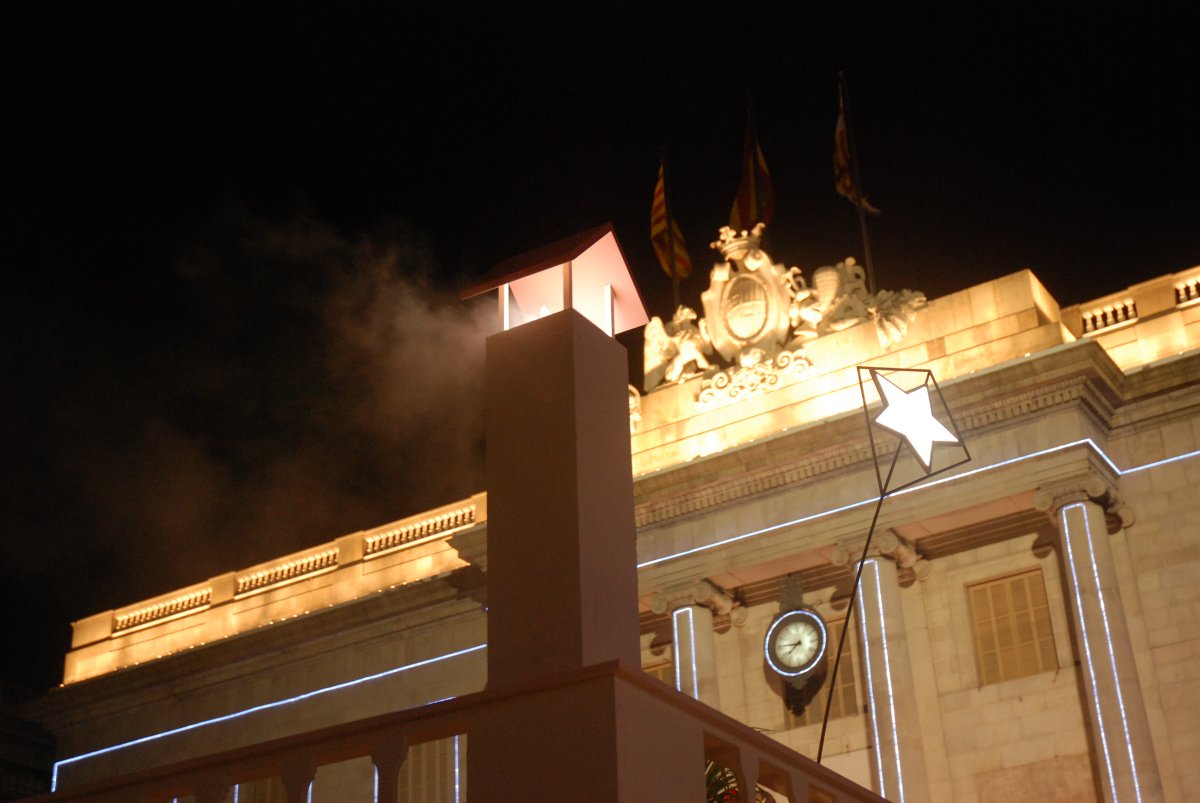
34, 263, 1200, 802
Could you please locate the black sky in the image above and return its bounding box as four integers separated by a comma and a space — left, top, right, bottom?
2, 5, 1197, 693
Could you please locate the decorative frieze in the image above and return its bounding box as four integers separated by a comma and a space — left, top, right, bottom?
696, 349, 812, 409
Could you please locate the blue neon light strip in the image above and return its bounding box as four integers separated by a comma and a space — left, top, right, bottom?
52, 644, 486, 791
454, 733, 461, 803
636, 440, 1200, 569
871, 561, 905, 803
856, 567, 885, 795
54, 440, 1200, 790
1061, 502, 1144, 801
671, 606, 700, 698
1060, 504, 1119, 798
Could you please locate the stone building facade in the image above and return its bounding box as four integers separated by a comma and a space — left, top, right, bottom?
33, 260, 1200, 802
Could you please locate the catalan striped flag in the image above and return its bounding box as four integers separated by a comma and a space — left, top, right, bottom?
729, 123, 774, 232
835, 85, 880, 214
651, 161, 692, 280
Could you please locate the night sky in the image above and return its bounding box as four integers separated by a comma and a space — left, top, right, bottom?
3, 6, 1197, 694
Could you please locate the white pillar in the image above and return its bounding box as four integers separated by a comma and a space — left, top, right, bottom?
1036, 474, 1163, 803
653, 580, 736, 707
672, 604, 720, 705
856, 557, 929, 803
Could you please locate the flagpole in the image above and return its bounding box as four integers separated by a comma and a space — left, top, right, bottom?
838, 71, 877, 296
663, 147, 681, 309
746, 95, 768, 250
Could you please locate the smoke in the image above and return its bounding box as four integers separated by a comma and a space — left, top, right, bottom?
1, 205, 494, 688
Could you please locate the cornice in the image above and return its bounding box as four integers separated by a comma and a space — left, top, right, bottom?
634, 342, 1126, 529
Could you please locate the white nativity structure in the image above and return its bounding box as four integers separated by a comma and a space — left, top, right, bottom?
28, 222, 1200, 802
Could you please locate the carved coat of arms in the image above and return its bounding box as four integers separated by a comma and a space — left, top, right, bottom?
643, 223, 926, 407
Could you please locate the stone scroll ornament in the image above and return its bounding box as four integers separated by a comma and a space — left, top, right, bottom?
642, 223, 928, 404
815, 366, 970, 765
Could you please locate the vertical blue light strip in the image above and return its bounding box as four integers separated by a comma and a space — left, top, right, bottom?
857, 565, 885, 797
454, 733, 461, 803
671, 607, 684, 693
1075, 502, 1144, 801
1061, 504, 1119, 799
671, 606, 699, 698
870, 561, 905, 803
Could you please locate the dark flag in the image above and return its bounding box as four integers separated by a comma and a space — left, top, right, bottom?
651, 161, 692, 280
835, 85, 881, 214
729, 124, 774, 231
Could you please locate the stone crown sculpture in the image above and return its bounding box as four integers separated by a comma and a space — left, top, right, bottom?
642, 223, 927, 404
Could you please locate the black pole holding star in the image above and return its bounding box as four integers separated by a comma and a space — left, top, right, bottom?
816, 366, 969, 765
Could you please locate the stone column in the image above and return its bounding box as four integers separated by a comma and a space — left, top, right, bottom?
856, 557, 930, 803
1035, 473, 1163, 803
672, 604, 716, 703
651, 580, 739, 707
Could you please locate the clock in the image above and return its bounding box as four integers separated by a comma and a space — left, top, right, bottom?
764, 609, 828, 678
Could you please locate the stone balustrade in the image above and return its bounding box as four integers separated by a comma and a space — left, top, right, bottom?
1081, 297, 1138, 333
1063, 266, 1200, 337
1060, 266, 1200, 369
28, 661, 882, 803
65, 494, 486, 683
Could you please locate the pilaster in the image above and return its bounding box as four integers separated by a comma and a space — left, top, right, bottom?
1035, 471, 1163, 803
650, 580, 740, 706
856, 557, 930, 803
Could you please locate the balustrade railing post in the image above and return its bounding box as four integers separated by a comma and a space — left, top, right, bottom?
280, 757, 316, 802
371, 735, 408, 803
738, 751, 760, 802
757, 758, 794, 802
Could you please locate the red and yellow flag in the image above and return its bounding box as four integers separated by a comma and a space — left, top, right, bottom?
651, 161, 692, 280
729, 124, 774, 232
835, 86, 880, 214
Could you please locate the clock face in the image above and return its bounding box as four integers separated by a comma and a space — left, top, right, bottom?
765, 609, 827, 678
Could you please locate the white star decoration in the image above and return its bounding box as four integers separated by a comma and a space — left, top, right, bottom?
873, 372, 960, 470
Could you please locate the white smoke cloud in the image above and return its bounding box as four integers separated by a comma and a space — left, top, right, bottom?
4, 205, 495, 689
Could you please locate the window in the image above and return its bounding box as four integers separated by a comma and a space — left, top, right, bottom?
968, 568, 1057, 685
782, 619, 861, 729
